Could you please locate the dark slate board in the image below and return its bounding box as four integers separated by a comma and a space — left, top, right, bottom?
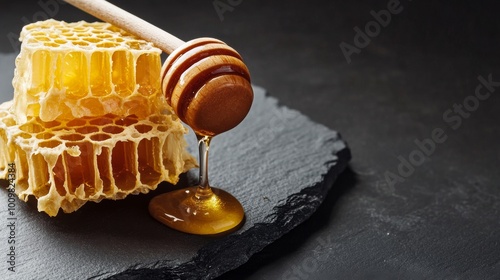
0, 53, 351, 280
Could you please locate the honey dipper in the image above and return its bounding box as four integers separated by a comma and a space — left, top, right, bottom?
65, 0, 253, 137
65, 0, 252, 235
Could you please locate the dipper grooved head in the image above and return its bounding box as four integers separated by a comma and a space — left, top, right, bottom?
161, 38, 253, 136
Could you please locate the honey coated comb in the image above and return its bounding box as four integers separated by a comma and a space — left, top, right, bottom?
0, 100, 196, 216
12, 19, 164, 122
0, 20, 197, 216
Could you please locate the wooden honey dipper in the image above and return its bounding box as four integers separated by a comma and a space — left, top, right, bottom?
66, 0, 251, 235
65, 0, 253, 136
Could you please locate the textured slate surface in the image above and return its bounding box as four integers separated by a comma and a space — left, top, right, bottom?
0, 53, 350, 280
2, 1, 500, 279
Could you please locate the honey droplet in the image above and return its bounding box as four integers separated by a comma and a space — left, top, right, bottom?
149, 135, 245, 235
149, 186, 244, 235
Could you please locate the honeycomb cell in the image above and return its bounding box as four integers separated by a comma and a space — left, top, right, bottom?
102, 125, 124, 134
137, 138, 162, 186
76, 126, 99, 134
61, 52, 89, 98
39, 120, 61, 128
30, 154, 51, 197
89, 117, 113, 126
136, 53, 161, 96
115, 115, 138, 126
36, 132, 54, 140
126, 41, 142, 49
112, 141, 137, 191
19, 123, 43, 133
96, 33, 113, 39
39, 140, 62, 148
2, 118, 16, 126
90, 133, 111, 141
67, 119, 87, 127
34, 36, 50, 42
28, 50, 51, 97
73, 41, 90, 47
44, 42, 59, 48
60, 134, 85, 141
135, 124, 153, 133
112, 50, 135, 97
96, 147, 113, 195
54, 39, 67, 44
90, 52, 112, 96
52, 155, 66, 196
64, 142, 96, 196
15, 149, 29, 193
19, 133, 32, 139
97, 42, 119, 48
85, 37, 101, 43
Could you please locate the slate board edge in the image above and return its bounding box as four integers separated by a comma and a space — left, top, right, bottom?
104, 94, 352, 280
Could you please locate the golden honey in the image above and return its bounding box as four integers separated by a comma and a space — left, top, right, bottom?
149, 186, 245, 235
149, 135, 244, 235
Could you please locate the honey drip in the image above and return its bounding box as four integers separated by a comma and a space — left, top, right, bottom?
150, 38, 253, 235
149, 134, 244, 235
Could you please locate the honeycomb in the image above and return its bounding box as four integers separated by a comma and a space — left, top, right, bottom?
12, 19, 163, 122
0, 20, 197, 216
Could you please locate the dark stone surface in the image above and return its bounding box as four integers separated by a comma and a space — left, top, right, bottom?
2, 0, 500, 279
0, 51, 350, 279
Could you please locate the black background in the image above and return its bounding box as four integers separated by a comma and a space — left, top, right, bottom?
1, 0, 500, 279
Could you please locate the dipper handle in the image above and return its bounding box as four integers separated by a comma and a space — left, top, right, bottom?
65, 0, 253, 136
64, 0, 184, 53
